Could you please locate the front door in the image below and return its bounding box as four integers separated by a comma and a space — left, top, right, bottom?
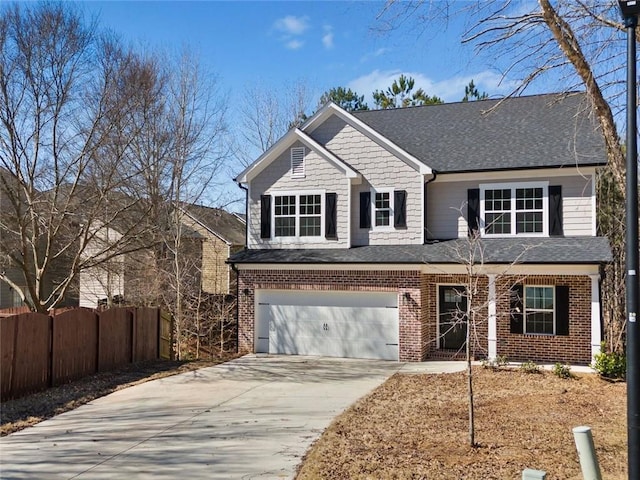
438, 285, 467, 350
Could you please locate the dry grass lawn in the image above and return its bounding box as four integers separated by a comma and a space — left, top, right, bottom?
296, 367, 626, 480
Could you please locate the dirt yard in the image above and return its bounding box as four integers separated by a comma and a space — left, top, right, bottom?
296, 367, 626, 480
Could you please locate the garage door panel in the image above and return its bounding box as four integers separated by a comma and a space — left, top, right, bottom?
255, 290, 399, 361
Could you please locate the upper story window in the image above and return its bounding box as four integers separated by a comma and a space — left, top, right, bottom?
374, 191, 392, 227
359, 189, 407, 231
480, 182, 548, 237
290, 147, 305, 178
273, 191, 323, 238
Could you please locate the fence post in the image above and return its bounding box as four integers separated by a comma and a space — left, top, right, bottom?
48, 313, 54, 387
573, 426, 602, 480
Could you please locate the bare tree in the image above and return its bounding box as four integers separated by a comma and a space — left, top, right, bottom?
234, 79, 313, 167
115, 49, 230, 358
0, 3, 153, 312
430, 227, 530, 447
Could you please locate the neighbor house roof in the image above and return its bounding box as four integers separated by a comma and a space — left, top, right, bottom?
351, 92, 606, 173
229, 237, 611, 265
181, 203, 246, 245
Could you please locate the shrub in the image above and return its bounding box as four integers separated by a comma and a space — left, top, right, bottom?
520, 360, 540, 374
593, 348, 626, 379
552, 363, 574, 379
481, 355, 508, 370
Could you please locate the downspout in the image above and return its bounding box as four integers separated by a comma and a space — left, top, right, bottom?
423, 172, 437, 244
231, 262, 240, 354
232, 182, 249, 354
239, 183, 249, 250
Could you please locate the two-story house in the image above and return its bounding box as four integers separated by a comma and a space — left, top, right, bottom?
230, 92, 612, 365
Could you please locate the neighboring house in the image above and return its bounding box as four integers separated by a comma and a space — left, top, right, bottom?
78, 222, 125, 308
230, 92, 612, 365
179, 204, 246, 295
76, 204, 246, 308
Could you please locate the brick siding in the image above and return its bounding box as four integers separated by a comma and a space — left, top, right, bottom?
237, 269, 593, 364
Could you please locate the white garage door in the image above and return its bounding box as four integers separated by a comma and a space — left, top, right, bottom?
255, 290, 399, 361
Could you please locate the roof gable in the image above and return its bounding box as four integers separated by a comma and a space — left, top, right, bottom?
303, 103, 432, 175
351, 92, 606, 173
235, 128, 360, 184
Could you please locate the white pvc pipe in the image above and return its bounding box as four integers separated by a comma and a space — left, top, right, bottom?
573, 426, 602, 480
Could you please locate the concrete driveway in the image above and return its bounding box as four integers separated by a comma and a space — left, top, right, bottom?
0, 355, 464, 480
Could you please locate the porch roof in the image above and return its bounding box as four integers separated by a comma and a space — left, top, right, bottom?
228, 237, 612, 265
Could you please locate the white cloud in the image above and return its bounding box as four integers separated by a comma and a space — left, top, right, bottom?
360, 48, 390, 63
273, 15, 310, 35
322, 25, 334, 49
348, 69, 519, 106
286, 39, 304, 50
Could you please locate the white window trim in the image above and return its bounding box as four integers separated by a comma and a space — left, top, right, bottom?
523, 284, 556, 335
479, 181, 549, 237
370, 187, 394, 231
270, 190, 325, 242
290, 147, 305, 179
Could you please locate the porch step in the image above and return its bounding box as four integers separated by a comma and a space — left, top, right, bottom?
428, 349, 468, 361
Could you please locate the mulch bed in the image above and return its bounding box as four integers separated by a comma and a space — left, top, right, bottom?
296, 367, 627, 480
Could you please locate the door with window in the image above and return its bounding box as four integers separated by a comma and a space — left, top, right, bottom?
438, 285, 468, 350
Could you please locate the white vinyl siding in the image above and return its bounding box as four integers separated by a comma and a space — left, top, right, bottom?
248, 140, 349, 249
426, 174, 595, 240
309, 115, 423, 245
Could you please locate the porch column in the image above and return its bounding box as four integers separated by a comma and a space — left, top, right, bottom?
487, 274, 497, 360
590, 274, 602, 361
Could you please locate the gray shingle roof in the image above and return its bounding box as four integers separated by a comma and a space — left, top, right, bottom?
351, 92, 606, 173
229, 237, 611, 265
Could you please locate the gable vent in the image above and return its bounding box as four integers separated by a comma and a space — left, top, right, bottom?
291, 147, 305, 178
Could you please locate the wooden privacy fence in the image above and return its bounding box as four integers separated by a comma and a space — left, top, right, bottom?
1, 307, 170, 400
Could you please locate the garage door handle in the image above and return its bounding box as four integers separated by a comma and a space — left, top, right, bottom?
258, 336, 269, 340
386, 343, 398, 346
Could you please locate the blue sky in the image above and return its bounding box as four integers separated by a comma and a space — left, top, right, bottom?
81, 1, 545, 206
84, 1, 527, 108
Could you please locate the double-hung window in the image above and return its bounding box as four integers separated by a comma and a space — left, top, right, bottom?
510, 284, 569, 336
272, 191, 323, 238
480, 182, 548, 236
274, 195, 296, 237
374, 191, 392, 227
524, 286, 555, 334
299, 194, 322, 236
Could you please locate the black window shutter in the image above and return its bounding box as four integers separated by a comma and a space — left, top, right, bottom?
325, 192, 337, 239
556, 285, 570, 336
260, 195, 271, 239
510, 284, 524, 334
467, 188, 480, 236
549, 185, 563, 236
359, 191, 371, 228
394, 190, 407, 228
